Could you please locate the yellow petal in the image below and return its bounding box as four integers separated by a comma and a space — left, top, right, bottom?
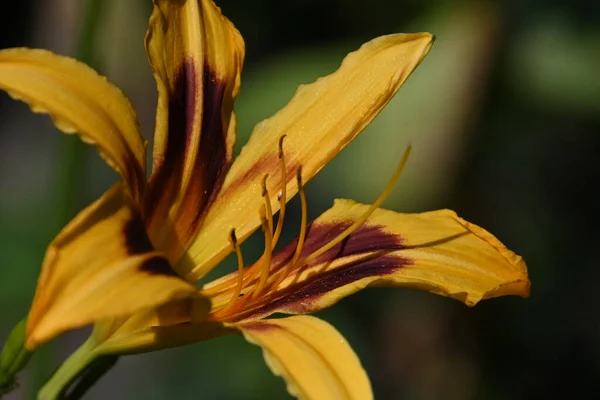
183, 33, 434, 280
239, 316, 372, 400
89, 299, 232, 355
145, 0, 244, 256
215, 199, 528, 322
0, 49, 146, 202
26, 185, 198, 350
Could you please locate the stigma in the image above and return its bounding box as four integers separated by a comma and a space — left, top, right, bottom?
204, 137, 411, 321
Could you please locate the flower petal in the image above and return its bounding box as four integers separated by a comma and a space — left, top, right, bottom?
239, 316, 372, 400
144, 0, 244, 256
212, 199, 529, 321
0, 49, 146, 202
183, 33, 434, 280
25, 185, 198, 350
90, 300, 233, 355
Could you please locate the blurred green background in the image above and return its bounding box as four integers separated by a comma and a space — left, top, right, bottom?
1, 0, 598, 399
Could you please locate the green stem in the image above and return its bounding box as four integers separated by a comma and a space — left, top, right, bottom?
37, 339, 97, 400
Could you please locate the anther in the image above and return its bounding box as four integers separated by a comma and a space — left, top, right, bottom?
296, 166, 302, 186
261, 174, 269, 197
261, 174, 274, 236
278, 135, 287, 158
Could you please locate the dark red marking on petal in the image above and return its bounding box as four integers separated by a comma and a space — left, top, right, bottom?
227, 222, 407, 321
235, 253, 410, 321
123, 156, 146, 205
146, 60, 233, 247
123, 215, 155, 255
124, 215, 180, 277
146, 59, 198, 219
139, 256, 179, 277
270, 221, 406, 274
182, 63, 230, 238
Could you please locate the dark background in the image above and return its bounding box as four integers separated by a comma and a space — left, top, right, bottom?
1, 0, 598, 399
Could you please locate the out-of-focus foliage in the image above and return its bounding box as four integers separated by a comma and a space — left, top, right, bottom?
0, 0, 597, 399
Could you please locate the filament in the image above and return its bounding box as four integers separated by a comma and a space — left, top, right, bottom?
272, 166, 308, 289
250, 206, 273, 297
272, 135, 288, 247
222, 230, 245, 310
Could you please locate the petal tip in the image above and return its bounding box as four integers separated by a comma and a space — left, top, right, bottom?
482, 274, 531, 302
416, 32, 436, 60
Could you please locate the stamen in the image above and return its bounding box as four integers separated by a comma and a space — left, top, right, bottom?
202, 138, 289, 302
203, 166, 280, 299
272, 166, 308, 289
251, 206, 274, 297
272, 135, 288, 247
222, 230, 245, 310
261, 174, 274, 237
301, 145, 412, 266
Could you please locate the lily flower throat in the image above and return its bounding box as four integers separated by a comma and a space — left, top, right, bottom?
204, 136, 412, 321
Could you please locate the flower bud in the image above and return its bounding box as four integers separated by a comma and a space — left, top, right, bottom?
0, 319, 33, 394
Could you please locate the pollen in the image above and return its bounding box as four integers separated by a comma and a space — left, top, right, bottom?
206, 139, 411, 321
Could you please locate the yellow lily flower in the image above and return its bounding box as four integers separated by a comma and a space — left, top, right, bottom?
0, 0, 530, 398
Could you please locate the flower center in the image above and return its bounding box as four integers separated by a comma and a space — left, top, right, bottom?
203, 137, 411, 321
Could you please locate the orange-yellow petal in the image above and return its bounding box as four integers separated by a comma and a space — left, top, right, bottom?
144, 0, 244, 257
0, 48, 146, 202
26, 185, 198, 350
183, 33, 434, 280
89, 299, 233, 355
210, 199, 529, 321
239, 316, 372, 400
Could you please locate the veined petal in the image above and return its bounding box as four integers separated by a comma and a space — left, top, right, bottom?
26, 185, 198, 350
239, 316, 372, 400
145, 0, 244, 256
214, 199, 529, 322
0, 49, 146, 202
183, 33, 434, 280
